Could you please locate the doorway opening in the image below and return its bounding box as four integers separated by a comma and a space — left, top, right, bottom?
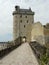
22, 36, 26, 43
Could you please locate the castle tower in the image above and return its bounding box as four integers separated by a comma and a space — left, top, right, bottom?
12, 6, 35, 43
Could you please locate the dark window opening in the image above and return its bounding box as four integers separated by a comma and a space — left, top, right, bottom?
20, 20, 22, 23
20, 15, 22, 18
24, 25, 25, 28
27, 20, 28, 23
25, 16, 27, 18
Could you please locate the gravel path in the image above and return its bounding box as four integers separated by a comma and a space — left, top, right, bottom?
0, 42, 39, 65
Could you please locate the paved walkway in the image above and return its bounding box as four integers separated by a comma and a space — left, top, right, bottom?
0, 43, 39, 65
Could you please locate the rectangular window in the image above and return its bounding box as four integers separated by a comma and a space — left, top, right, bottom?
20, 15, 22, 18
25, 16, 27, 18
20, 20, 22, 23
27, 20, 28, 23
24, 25, 25, 28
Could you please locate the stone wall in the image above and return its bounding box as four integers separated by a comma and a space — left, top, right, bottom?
34, 35, 45, 45
43, 24, 49, 48
31, 22, 45, 45
29, 41, 46, 59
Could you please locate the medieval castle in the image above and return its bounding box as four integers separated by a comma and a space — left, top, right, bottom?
0, 6, 49, 65
12, 6, 49, 46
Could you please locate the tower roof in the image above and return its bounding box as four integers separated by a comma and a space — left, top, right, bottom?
12, 6, 35, 15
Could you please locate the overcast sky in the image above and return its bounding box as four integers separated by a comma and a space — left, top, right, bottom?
0, 0, 49, 42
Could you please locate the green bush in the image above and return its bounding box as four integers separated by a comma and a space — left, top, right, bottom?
40, 53, 49, 65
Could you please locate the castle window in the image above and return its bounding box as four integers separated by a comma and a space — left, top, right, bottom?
20, 15, 22, 18
27, 20, 28, 23
25, 16, 27, 18
20, 20, 22, 23
24, 25, 25, 28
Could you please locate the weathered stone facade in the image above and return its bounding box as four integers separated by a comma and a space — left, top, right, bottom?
31, 22, 49, 46
43, 23, 49, 48
12, 5, 49, 46
31, 22, 45, 45
12, 6, 34, 43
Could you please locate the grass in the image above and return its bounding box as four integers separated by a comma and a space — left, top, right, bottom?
40, 53, 49, 65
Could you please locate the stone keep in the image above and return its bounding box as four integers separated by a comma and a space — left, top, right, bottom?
12, 6, 34, 42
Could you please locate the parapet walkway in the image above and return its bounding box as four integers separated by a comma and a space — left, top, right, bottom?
0, 42, 39, 65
